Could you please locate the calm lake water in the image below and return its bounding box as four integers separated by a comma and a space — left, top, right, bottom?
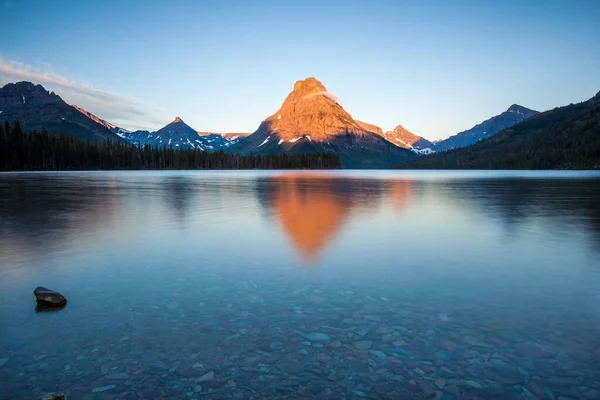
1, 170, 600, 400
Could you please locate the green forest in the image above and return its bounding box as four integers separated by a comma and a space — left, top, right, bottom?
399, 92, 600, 170
0, 121, 341, 171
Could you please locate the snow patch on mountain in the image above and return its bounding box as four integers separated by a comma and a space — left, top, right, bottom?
258, 136, 271, 147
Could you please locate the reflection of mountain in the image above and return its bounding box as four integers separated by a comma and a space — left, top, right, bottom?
257, 174, 414, 263
389, 180, 413, 212
270, 176, 350, 262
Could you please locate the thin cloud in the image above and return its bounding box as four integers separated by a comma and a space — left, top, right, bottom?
303, 90, 340, 103
0, 56, 169, 131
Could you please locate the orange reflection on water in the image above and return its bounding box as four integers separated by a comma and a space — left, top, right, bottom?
389, 180, 413, 212
266, 174, 413, 265
271, 174, 350, 263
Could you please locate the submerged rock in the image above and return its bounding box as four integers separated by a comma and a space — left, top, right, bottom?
91, 385, 115, 393
485, 364, 525, 385
354, 340, 373, 350
369, 350, 387, 360
514, 341, 554, 359
41, 395, 65, 400
198, 371, 215, 382
34, 287, 67, 308
302, 332, 331, 344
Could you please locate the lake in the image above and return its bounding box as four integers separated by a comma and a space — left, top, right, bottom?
1, 170, 600, 400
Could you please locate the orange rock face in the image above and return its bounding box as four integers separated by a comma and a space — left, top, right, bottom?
233, 77, 416, 168
261, 77, 376, 142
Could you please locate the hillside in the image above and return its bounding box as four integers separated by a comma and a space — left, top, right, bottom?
0, 82, 121, 142
435, 104, 538, 151
398, 92, 600, 169
72, 105, 131, 137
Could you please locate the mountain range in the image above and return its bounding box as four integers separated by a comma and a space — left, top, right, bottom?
71, 106, 245, 151
115, 117, 245, 151
227, 77, 415, 168
1, 79, 596, 169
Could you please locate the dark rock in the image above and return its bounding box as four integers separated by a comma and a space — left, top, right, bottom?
34, 286, 67, 308
41, 395, 66, 400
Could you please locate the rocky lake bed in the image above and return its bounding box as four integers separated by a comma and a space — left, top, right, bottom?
2, 277, 599, 400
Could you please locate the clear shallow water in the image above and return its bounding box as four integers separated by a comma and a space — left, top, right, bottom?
1, 170, 600, 400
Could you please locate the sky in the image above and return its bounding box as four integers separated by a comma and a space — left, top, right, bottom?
1, 0, 599, 140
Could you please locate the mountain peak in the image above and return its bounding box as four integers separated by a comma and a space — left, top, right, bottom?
383, 124, 434, 151
507, 104, 530, 113
506, 104, 538, 119
173, 116, 183, 123
293, 77, 326, 93
0, 81, 63, 107
0, 81, 120, 142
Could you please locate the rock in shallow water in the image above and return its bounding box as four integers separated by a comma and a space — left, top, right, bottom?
369, 350, 387, 360
40, 394, 65, 400
354, 340, 373, 350
34, 287, 67, 308
198, 371, 214, 382
303, 332, 331, 344
91, 385, 115, 393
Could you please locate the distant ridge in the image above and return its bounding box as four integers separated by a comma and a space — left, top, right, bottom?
399, 91, 600, 169
119, 117, 245, 151
435, 104, 538, 151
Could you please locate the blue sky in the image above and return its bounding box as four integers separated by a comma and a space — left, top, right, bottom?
1, 0, 599, 139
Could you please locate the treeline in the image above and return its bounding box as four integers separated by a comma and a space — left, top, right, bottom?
398, 93, 600, 170
0, 121, 341, 170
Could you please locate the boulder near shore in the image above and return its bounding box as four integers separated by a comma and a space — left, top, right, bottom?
34, 287, 67, 308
